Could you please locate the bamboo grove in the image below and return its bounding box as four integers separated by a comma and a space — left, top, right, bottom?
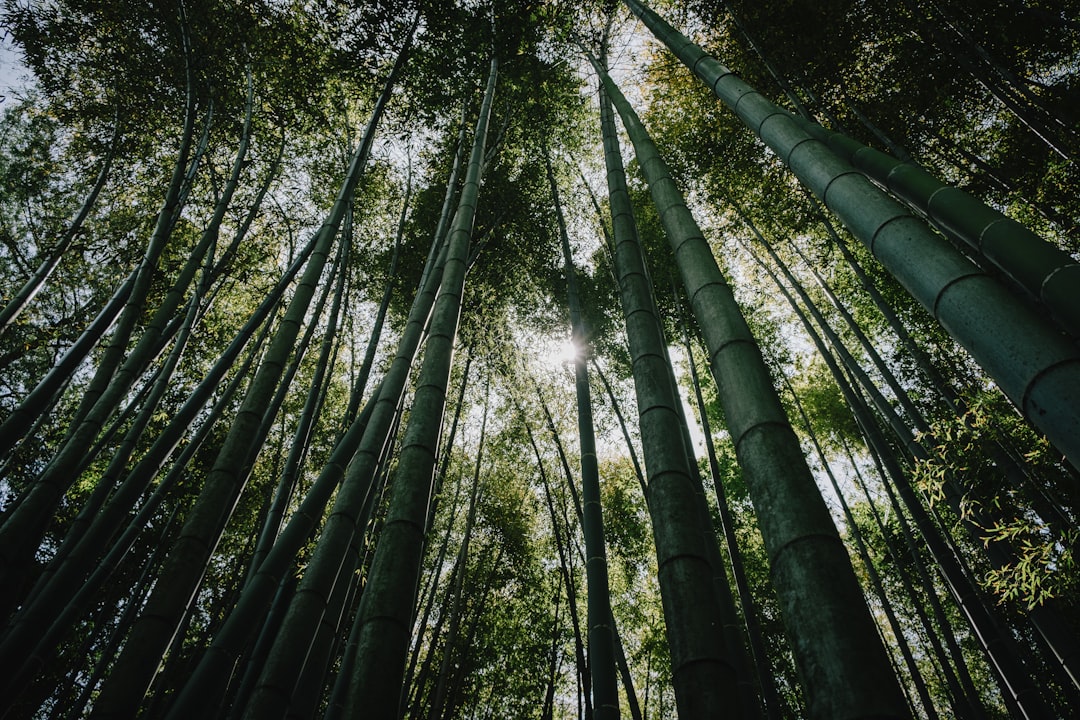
0, 0, 1077, 717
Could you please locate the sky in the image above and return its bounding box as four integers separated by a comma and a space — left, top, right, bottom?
1, 29, 32, 107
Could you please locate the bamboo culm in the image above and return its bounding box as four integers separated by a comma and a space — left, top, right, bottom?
594, 48, 743, 718
87, 35, 398, 717
340, 55, 500, 720
792, 115, 1080, 339
594, 40, 907, 718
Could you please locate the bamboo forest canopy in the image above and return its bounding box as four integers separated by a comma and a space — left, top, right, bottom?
0, 0, 1078, 717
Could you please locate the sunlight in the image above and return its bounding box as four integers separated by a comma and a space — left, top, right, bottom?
539, 337, 581, 368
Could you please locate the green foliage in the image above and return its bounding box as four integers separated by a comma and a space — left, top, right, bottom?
599, 455, 650, 581
982, 523, 1079, 609
788, 356, 861, 450
913, 391, 1079, 609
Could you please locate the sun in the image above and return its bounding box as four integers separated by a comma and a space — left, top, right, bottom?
539, 337, 581, 368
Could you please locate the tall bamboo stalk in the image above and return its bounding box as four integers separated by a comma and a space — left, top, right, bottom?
341, 55, 499, 720
592, 44, 907, 719
594, 45, 743, 718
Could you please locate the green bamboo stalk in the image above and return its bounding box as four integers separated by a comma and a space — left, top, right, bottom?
0, 73, 227, 597
591, 45, 907, 719
233, 207, 449, 720
593, 47, 743, 718
679, 307, 782, 720
86, 41, 398, 719
792, 116, 1080, 339
546, 146, 620, 720
0, 113, 121, 334
340, 55, 499, 720
749, 235, 1052, 717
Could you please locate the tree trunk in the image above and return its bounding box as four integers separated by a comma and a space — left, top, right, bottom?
341, 156, 414, 429
425, 381, 488, 720
590, 359, 647, 499
843, 439, 985, 719
0, 244, 299, 712
753, 240, 1053, 718
0, 91, 204, 579
245, 225, 350, 583
784, 377, 939, 719
232, 205, 447, 720
679, 309, 782, 720
520, 394, 593, 720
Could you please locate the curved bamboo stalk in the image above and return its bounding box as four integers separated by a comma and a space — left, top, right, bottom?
749, 238, 1053, 717
158, 39, 428, 720
245, 230, 351, 582
339, 55, 499, 720
225, 222, 448, 720
87, 39, 395, 718
0, 74, 218, 595
0, 113, 121, 334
